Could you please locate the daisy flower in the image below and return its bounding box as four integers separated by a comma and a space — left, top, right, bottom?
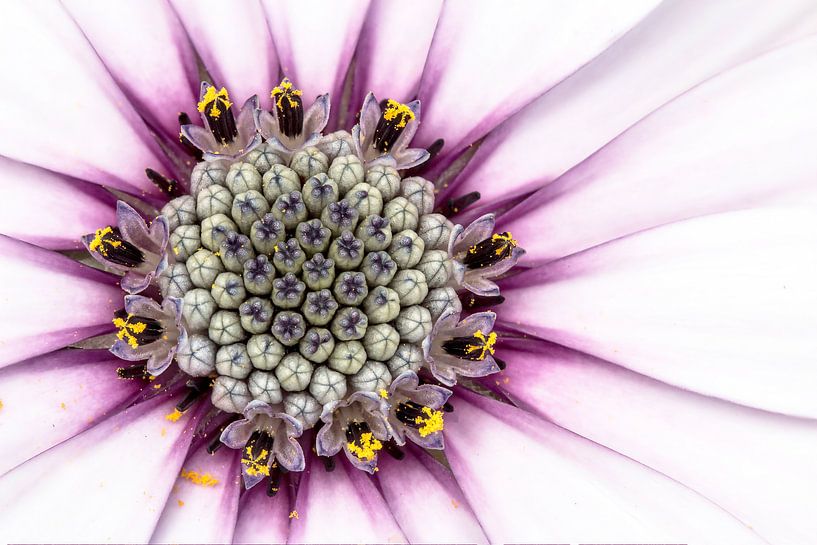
1, 1, 816, 544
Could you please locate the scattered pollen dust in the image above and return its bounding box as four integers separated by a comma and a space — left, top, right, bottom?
451, 499, 460, 509
0, 399, 4, 411
289, 510, 299, 519
60, 402, 67, 410
177, 500, 185, 507
180, 469, 219, 487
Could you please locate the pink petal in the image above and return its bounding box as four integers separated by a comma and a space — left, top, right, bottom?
288, 452, 406, 543
446, 391, 768, 544
150, 443, 242, 544
500, 208, 817, 418
502, 35, 817, 263
261, 0, 369, 128
0, 394, 196, 543
414, 0, 660, 167
451, 0, 817, 207
0, 236, 121, 368
352, 0, 443, 110
0, 3, 169, 198
63, 0, 198, 141
0, 348, 142, 476
497, 341, 817, 545
233, 475, 292, 543
171, 0, 279, 104
377, 447, 488, 544
0, 156, 117, 250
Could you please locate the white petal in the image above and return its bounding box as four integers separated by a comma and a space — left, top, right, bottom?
500, 208, 817, 418
446, 391, 767, 544
497, 342, 817, 545
0, 395, 196, 543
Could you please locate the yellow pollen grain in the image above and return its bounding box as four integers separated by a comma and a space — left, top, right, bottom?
289, 510, 299, 519
180, 469, 219, 487
242, 446, 271, 477
197, 86, 232, 119
414, 406, 445, 437
271, 77, 303, 110
346, 432, 383, 462
382, 99, 415, 128
60, 402, 67, 410
379, 389, 389, 399
464, 330, 497, 360
112, 314, 149, 350
165, 408, 183, 422
491, 231, 518, 255
153, 383, 162, 390
177, 500, 185, 507
88, 226, 121, 257
0, 399, 4, 411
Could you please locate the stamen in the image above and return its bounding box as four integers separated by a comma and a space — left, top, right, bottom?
383, 441, 405, 460
438, 191, 481, 217
267, 463, 283, 496
197, 85, 238, 144
321, 455, 336, 472
178, 112, 204, 160
462, 293, 505, 310
88, 227, 145, 267
112, 310, 163, 349
242, 431, 273, 477
373, 99, 415, 152
175, 377, 213, 413
116, 363, 148, 380
494, 356, 507, 370
207, 416, 240, 455
461, 232, 518, 269
271, 77, 304, 138
345, 421, 383, 461
443, 402, 454, 413
441, 330, 497, 361
396, 401, 444, 436
145, 168, 182, 197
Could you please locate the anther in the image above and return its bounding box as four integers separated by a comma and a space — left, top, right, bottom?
145, 168, 183, 197
207, 415, 240, 455
383, 441, 405, 461
442, 330, 497, 361
461, 232, 518, 270
271, 77, 304, 138
373, 99, 415, 152
443, 402, 454, 413
116, 363, 148, 380
112, 309, 163, 349
197, 85, 238, 144
345, 421, 383, 461
178, 112, 204, 160
267, 463, 283, 497
494, 356, 507, 371
175, 377, 213, 413
462, 293, 505, 310
321, 455, 336, 472
437, 191, 481, 217
88, 227, 145, 267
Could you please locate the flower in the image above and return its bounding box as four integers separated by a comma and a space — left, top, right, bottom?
1, 2, 816, 545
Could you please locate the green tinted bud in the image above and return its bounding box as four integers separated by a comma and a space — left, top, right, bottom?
262, 164, 301, 202
170, 224, 200, 261
290, 146, 329, 179
362, 323, 399, 361
284, 392, 321, 428
161, 195, 197, 231
231, 190, 269, 234
225, 162, 262, 194
248, 370, 283, 404
349, 361, 392, 393
216, 343, 252, 379
302, 253, 335, 290
303, 173, 339, 216
245, 142, 285, 174
296, 219, 331, 256
328, 154, 364, 195
395, 305, 432, 343
346, 183, 383, 217
250, 214, 285, 254
188, 249, 225, 288
362, 286, 400, 324
299, 327, 335, 364
331, 307, 368, 341
209, 310, 246, 345
247, 334, 285, 370
400, 176, 436, 215
275, 353, 313, 392
309, 366, 347, 404
211, 271, 246, 309
360, 251, 397, 287
417, 249, 452, 288
200, 213, 237, 251
383, 196, 419, 232
328, 231, 364, 271
243, 254, 275, 295
389, 269, 428, 306
365, 165, 400, 201
211, 376, 251, 414
271, 311, 306, 346
423, 287, 462, 323
320, 199, 360, 237
328, 340, 367, 375
190, 159, 228, 197
417, 213, 453, 250
388, 229, 425, 269
386, 343, 423, 376
159, 262, 192, 298
302, 289, 338, 326
182, 288, 217, 331
272, 272, 306, 309
333, 271, 368, 306
273, 238, 306, 275
176, 334, 216, 377
196, 184, 232, 219
239, 297, 274, 334
355, 214, 392, 252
